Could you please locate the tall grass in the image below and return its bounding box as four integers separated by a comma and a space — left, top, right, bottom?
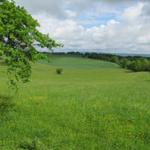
0, 56, 150, 149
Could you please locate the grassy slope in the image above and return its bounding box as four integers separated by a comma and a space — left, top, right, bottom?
0, 56, 150, 150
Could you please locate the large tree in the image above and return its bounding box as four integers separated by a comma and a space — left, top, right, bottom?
0, 0, 61, 89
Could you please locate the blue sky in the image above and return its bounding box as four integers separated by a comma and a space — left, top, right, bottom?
16, 0, 150, 54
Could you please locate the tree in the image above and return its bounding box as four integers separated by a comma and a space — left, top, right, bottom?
0, 0, 61, 89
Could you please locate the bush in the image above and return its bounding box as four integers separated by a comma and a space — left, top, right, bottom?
126, 59, 150, 72
56, 68, 63, 75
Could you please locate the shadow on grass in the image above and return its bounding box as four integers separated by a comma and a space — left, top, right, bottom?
19, 140, 37, 150
125, 69, 149, 74
125, 70, 135, 73
0, 95, 15, 115
19, 138, 49, 150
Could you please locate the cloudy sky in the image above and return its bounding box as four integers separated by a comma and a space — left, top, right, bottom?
16, 0, 150, 54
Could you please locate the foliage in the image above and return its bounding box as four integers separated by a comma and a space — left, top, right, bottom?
125, 59, 150, 72
56, 68, 63, 75
0, 0, 62, 89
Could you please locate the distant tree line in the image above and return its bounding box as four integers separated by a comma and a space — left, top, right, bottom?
84, 53, 150, 72
49, 52, 150, 72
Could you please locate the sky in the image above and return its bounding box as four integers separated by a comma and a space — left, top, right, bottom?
16, 0, 150, 54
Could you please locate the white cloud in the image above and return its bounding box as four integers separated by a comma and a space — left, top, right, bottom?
122, 2, 144, 23
16, 0, 150, 53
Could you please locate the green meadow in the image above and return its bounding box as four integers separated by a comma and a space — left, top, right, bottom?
0, 56, 150, 150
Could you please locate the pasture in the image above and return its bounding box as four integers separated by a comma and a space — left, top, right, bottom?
0, 56, 150, 149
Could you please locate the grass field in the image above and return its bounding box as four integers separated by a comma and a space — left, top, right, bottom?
0, 56, 150, 150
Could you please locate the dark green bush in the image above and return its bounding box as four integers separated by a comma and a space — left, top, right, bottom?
56, 68, 63, 75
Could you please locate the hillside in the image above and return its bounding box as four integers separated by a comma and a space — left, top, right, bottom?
0, 56, 150, 149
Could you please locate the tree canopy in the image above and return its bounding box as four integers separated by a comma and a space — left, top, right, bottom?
0, 0, 61, 89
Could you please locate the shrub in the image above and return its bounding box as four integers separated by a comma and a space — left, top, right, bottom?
56, 68, 63, 75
